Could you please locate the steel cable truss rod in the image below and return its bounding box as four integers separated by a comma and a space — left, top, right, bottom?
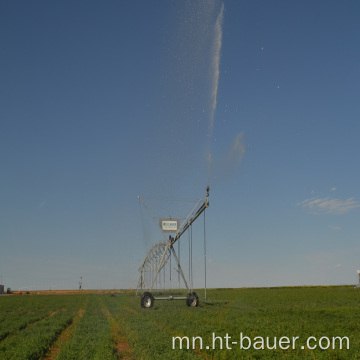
171, 186, 210, 246
149, 242, 189, 290
150, 242, 171, 290
137, 195, 168, 242
170, 245, 189, 290
137, 242, 170, 293
138, 242, 168, 272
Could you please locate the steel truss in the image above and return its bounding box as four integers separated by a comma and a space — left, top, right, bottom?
137, 186, 210, 308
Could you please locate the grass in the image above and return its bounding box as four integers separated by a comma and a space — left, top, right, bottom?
0, 295, 83, 359
0, 286, 359, 359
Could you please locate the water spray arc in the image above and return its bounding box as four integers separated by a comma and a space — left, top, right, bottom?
207, 2, 224, 184
209, 2, 224, 137
137, 187, 210, 308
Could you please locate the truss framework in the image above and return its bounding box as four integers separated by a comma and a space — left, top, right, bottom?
136, 186, 209, 298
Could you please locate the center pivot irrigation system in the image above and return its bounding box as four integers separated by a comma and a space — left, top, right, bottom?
137, 186, 210, 308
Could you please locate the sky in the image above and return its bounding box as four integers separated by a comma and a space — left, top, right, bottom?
1, 0, 360, 291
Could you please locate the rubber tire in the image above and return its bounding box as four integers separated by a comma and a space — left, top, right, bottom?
141, 292, 154, 308
186, 292, 199, 307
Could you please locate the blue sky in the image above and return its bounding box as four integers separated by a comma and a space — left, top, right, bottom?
1, 0, 359, 291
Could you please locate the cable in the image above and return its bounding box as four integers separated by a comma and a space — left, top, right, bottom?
190, 225, 193, 292
169, 250, 171, 290
188, 229, 191, 290
204, 209, 207, 302
178, 240, 180, 289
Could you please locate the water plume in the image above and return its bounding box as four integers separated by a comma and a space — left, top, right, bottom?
208, 2, 224, 183
156, 1, 225, 192
209, 3, 224, 138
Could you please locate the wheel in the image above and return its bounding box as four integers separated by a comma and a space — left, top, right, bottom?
186, 292, 199, 307
141, 292, 154, 308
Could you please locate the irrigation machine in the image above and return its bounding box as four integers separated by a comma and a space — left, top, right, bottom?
137, 186, 210, 308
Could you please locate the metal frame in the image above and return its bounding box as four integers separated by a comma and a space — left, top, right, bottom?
137, 186, 210, 307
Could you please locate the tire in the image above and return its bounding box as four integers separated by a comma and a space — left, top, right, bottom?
141, 292, 154, 308
186, 292, 199, 307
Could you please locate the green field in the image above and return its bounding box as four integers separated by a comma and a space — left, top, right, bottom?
0, 286, 359, 359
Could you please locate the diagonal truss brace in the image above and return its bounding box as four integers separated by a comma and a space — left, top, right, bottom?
150, 242, 189, 290
147, 186, 210, 291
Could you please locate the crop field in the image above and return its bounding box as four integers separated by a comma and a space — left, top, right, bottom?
0, 286, 359, 359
